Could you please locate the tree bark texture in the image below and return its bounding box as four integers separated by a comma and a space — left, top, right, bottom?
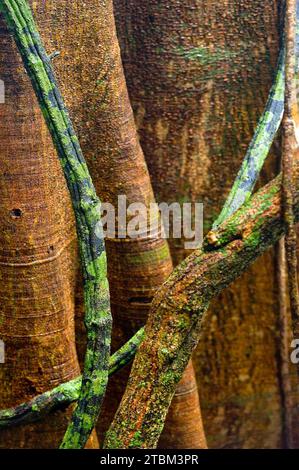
104, 172, 299, 449
0, 9, 98, 448
113, 0, 298, 448
31, 0, 206, 448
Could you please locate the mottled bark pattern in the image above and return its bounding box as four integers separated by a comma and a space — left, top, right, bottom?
0, 9, 97, 448
29, 0, 205, 447
158, 360, 207, 449
104, 175, 299, 449
113, 0, 296, 447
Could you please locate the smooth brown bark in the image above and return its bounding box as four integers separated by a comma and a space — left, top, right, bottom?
0, 10, 98, 449
113, 0, 297, 448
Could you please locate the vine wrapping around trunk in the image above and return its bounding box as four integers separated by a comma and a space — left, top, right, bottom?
0, 173, 295, 436
1, 0, 293, 447
0, 0, 112, 448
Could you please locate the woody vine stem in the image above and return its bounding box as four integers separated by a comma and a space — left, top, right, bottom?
0, 0, 298, 449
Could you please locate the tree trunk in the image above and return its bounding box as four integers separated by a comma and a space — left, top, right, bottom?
158, 360, 207, 449
32, 0, 206, 448
0, 9, 98, 449
113, 0, 297, 448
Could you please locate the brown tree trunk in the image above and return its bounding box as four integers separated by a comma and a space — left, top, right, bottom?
159, 360, 207, 449
0, 10, 98, 449
113, 0, 297, 448
32, 0, 206, 448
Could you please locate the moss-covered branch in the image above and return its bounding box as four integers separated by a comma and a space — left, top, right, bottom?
104, 174, 299, 448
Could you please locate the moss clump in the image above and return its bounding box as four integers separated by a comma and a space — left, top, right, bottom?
129, 431, 143, 448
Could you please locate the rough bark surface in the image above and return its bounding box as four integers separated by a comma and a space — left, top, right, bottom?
104, 173, 299, 449
31, 0, 206, 448
158, 360, 207, 449
113, 0, 297, 448
0, 9, 98, 448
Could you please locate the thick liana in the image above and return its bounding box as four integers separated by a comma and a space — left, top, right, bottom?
104, 174, 299, 448
0, 0, 112, 448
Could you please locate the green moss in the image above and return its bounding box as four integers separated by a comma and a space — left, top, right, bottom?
124, 243, 170, 266
104, 429, 123, 449
129, 431, 143, 448
177, 45, 239, 66
161, 370, 179, 388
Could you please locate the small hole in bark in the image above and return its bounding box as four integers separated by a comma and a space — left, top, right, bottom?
10, 208, 22, 219
48, 245, 54, 254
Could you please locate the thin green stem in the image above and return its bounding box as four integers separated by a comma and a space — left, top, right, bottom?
213, 47, 285, 228
0, 328, 145, 429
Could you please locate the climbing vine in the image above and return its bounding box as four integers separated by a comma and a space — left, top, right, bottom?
0, 0, 112, 449
0, 0, 298, 449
